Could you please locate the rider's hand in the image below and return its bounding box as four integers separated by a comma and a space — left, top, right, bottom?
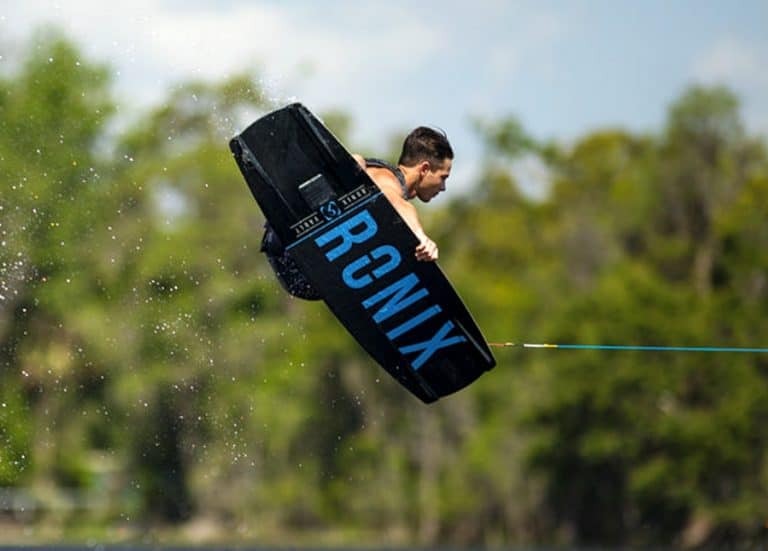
415, 233, 438, 262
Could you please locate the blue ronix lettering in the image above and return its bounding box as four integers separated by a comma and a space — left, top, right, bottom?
315, 210, 378, 261
386, 305, 442, 340
341, 245, 401, 289
363, 276, 468, 369
314, 208, 468, 372
362, 273, 428, 323
400, 321, 467, 370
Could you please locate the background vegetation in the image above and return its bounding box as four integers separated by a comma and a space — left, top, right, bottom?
2, 31, 768, 548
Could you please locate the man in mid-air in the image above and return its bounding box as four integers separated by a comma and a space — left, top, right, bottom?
261, 126, 453, 300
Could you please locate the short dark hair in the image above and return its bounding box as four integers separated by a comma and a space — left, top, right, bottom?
398, 127, 453, 167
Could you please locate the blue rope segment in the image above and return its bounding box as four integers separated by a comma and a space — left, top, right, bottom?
553, 344, 768, 353
487, 342, 768, 353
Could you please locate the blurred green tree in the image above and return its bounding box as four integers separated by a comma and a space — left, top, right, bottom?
2, 27, 768, 549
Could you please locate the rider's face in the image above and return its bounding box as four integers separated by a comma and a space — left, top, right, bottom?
417, 158, 451, 202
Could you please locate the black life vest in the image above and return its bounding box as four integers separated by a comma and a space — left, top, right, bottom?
364, 158, 409, 200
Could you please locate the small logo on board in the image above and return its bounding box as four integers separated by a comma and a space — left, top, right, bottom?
320, 200, 341, 221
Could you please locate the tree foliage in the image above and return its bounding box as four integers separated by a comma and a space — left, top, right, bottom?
1, 32, 768, 548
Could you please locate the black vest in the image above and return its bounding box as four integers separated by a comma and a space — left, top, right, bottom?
364, 158, 408, 200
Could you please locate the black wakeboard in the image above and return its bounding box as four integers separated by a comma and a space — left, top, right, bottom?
230, 103, 495, 403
